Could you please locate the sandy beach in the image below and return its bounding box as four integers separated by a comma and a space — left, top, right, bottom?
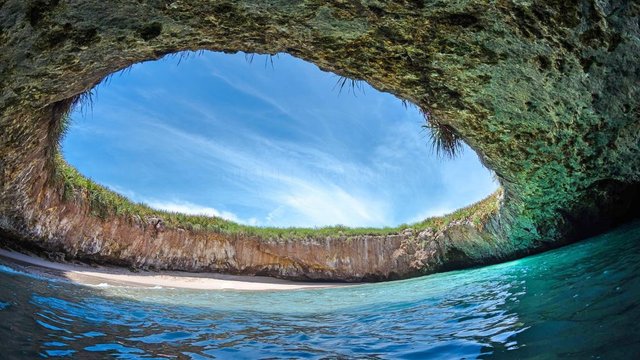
0, 249, 350, 291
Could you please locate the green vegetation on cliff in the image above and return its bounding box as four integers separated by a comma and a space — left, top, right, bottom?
53, 154, 499, 239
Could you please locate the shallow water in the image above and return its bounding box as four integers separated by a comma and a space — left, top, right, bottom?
1, 221, 639, 359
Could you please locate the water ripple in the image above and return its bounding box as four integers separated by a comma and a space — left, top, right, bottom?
0, 221, 639, 358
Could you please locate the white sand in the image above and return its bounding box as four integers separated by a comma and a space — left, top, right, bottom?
0, 249, 351, 291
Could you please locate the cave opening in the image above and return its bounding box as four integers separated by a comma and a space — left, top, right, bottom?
58, 50, 497, 229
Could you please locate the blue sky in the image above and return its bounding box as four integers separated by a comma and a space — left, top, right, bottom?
63, 51, 497, 228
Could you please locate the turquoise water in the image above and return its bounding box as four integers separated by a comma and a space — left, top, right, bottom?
1, 221, 639, 359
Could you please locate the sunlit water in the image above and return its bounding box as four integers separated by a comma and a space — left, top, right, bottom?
1, 221, 639, 359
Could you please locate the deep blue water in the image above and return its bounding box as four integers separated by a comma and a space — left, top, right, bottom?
1, 221, 639, 359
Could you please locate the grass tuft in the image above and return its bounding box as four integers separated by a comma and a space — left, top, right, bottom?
420, 110, 463, 158
333, 76, 365, 96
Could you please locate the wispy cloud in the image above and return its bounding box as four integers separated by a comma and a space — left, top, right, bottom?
205, 65, 294, 120
135, 121, 391, 227
102, 182, 257, 225
146, 200, 258, 226
272, 184, 389, 227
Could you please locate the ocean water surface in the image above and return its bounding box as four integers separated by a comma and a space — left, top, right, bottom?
1, 221, 639, 359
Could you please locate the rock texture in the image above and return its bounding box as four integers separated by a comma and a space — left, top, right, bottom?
0, 0, 638, 281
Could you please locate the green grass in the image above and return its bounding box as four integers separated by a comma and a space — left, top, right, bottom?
53, 154, 500, 240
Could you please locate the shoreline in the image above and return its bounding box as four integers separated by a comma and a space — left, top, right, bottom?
0, 249, 352, 291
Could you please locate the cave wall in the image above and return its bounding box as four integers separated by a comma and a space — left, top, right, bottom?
0, 0, 638, 281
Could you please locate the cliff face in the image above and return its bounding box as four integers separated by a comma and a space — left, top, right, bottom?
2, 180, 512, 281
0, 0, 638, 281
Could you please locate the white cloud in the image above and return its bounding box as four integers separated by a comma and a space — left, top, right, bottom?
146, 200, 238, 220
97, 117, 467, 228
205, 66, 294, 119
112, 120, 391, 227
269, 183, 389, 228
100, 183, 255, 225
146, 200, 258, 226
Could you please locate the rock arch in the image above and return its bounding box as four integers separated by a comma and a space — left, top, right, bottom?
0, 0, 638, 281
